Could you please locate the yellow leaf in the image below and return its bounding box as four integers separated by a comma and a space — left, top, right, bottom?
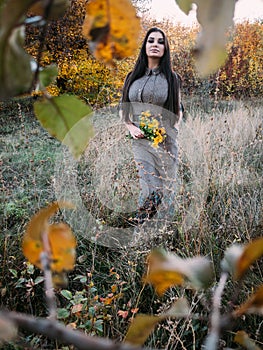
22, 202, 76, 272
234, 331, 261, 350
144, 249, 213, 296
125, 314, 161, 345
111, 284, 117, 293
23, 202, 73, 240
144, 270, 184, 296
125, 298, 189, 345
235, 237, 263, 280
82, 0, 140, 65
22, 236, 43, 270
49, 223, 76, 272
234, 285, 263, 317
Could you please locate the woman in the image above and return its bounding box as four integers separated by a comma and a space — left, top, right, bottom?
120, 27, 183, 225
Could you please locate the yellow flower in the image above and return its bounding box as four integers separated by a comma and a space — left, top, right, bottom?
141, 110, 152, 117
138, 111, 166, 148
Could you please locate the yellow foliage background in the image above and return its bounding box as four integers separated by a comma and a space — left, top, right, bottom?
25, 1, 262, 105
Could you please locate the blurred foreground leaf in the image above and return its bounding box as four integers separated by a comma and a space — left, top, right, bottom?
29, 0, 70, 20
39, 64, 58, 89
176, 0, 236, 77
234, 285, 263, 317
125, 314, 159, 345
22, 202, 76, 273
221, 244, 244, 275
125, 298, 190, 345
0, 0, 34, 99
34, 94, 94, 158
235, 237, 263, 280
234, 331, 261, 350
82, 0, 140, 66
144, 249, 213, 296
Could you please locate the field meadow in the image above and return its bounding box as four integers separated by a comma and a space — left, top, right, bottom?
1, 94, 262, 349
0, 1, 262, 347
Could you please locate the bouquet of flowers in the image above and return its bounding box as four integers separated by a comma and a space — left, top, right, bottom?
139, 110, 166, 148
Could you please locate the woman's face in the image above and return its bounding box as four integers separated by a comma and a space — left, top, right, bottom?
145, 31, 165, 60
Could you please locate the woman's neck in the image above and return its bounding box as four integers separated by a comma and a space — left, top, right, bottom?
147, 58, 160, 70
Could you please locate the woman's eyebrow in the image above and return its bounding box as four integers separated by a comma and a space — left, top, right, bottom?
148, 36, 163, 41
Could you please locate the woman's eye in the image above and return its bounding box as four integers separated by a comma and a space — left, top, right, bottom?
148, 39, 154, 43
158, 40, 164, 44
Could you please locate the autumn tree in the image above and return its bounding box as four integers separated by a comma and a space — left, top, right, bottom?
26, 0, 88, 63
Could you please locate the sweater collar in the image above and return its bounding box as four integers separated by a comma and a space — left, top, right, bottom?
145, 66, 161, 76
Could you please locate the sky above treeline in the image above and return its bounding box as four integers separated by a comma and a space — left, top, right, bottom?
147, 0, 263, 26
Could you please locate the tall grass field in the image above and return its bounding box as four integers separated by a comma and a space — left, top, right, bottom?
0, 96, 262, 349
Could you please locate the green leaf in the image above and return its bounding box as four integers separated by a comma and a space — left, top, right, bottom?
57, 308, 70, 319
34, 94, 94, 158
176, 0, 193, 14
39, 64, 58, 89
34, 276, 44, 285
61, 289, 73, 300
9, 269, 18, 278
94, 319, 103, 334
175, 0, 236, 77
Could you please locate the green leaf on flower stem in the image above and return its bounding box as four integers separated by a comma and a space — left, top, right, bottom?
175, 0, 236, 77
39, 64, 58, 89
34, 94, 94, 158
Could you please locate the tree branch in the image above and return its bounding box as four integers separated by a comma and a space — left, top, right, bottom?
1, 311, 142, 350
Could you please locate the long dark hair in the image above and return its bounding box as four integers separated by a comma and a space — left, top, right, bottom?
121, 27, 181, 121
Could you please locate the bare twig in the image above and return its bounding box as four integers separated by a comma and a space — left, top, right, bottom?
1, 311, 143, 350
204, 272, 229, 350
40, 251, 57, 320
40, 224, 57, 320
211, 272, 228, 333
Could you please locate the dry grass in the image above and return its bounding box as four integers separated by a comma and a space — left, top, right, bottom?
0, 97, 262, 349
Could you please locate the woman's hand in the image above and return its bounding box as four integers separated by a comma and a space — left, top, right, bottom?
126, 123, 145, 139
